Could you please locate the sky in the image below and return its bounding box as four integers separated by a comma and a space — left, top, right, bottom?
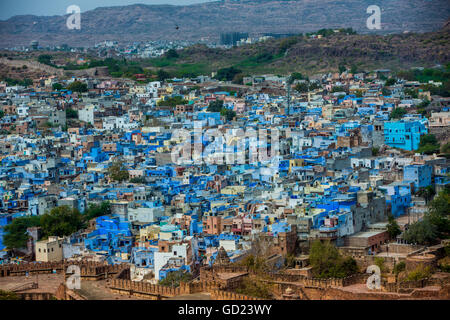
0, 0, 212, 20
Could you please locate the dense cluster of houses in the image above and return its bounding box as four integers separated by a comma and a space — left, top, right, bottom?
0, 69, 449, 283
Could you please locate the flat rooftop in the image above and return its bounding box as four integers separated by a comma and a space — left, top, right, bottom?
349, 230, 386, 238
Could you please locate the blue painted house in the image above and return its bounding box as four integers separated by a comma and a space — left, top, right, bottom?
403, 164, 432, 190
384, 120, 427, 151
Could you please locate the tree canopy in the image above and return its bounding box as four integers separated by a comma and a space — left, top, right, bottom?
108, 160, 130, 182
40, 206, 84, 238
165, 49, 179, 59
84, 201, 111, 221
52, 83, 63, 91
309, 240, 358, 278
387, 214, 402, 239
418, 134, 440, 155
157, 96, 187, 107
2, 215, 41, 249
403, 188, 449, 244
3, 201, 112, 250
207, 100, 224, 112
158, 271, 192, 287
390, 107, 407, 119
67, 81, 88, 93
214, 67, 242, 82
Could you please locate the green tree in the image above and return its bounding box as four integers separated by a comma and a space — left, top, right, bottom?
374, 257, 388, 273
390, 107, 407, 119
21, 78, 33, 87
402, 218, 438, 245
65, 108, 78, 119
387, 214, 401, 239
427, 189, 450, 238
309, 240, 358, 278
220, 108, 236, 121
215, 67, 242, 82
382, 87, 391, 96
294, 82, 309, 93
52, 83, 63, 91
418, 134, 440, 155
3, 215, 41, 249
440, 142, 450, 158
232, 73, 244, 85
355, 90, 364, 98
238, 254, 267, 273
40, 206, 84, 238
157, 96, 187, 107
235, 278, 273, 299
403, 189, 450, 244
385, 78, 396, 86
207, 100, 224, 112
84, 201, 111, 221
158, 271, 192, 287
67, 81, 87, 93
405, 265, 431, 281
0, 110, 4, 119
157, 69, 171, 81
290, 72, 304, 81
278, 37, 298, 54
37, 54, 53, 66
108, 160, 130, 182
404, 88, 418, 99
393, 261, 406, 275
165, 49, 179, 59
332, 86, 346, 93
0, 290, 20, 300
416, 186, 436, 204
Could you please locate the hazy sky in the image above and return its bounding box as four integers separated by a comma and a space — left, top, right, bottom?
0, 0, 212, 20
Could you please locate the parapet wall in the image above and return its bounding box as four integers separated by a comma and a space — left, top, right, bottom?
55, 283, 87, 300
109, 268, 221, 299
257, 272, 369, 288
0, 261, 127, 279
210, 289, 261, 300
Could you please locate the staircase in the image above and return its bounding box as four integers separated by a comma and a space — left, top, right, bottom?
10, 282, 38, 292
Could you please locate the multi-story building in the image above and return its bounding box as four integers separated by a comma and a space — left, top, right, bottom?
384, 120, 427, 151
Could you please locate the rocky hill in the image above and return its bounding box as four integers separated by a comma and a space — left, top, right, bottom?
0, 0, 449, 47
146, 25, 450, 76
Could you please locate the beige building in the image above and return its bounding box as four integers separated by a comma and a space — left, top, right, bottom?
429, 112, 450, 127
35, 236, 64, 262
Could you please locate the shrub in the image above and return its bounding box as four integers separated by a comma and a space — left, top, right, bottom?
158, 271, 192, 287
393, 261, 406, 275
0, 290, 20, 300
235, 278, 273, 299
374, 257, 388, 273
404, 265, 432, 282
309, 240, 358, 278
